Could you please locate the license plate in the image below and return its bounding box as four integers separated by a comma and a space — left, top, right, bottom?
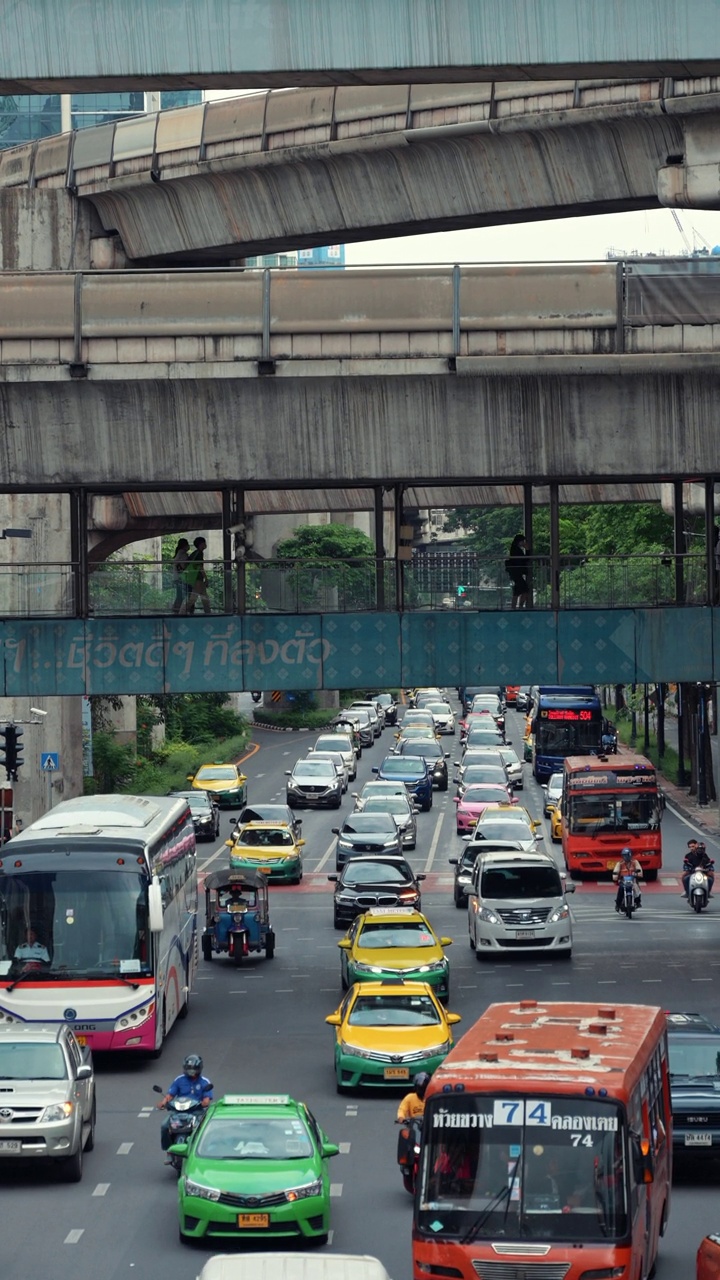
685, 1133, 712, 1146
515, 930, 536, 939
75, 1035, 87, 1046
237, 1213, 270, 1228
384, 1066, 410, 1080
0, 1140, 21, 1152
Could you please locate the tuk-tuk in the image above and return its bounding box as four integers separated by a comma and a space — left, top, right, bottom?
201, 868, 275, 963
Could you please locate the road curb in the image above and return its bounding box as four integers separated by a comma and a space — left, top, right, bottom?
251, 720, 313, 733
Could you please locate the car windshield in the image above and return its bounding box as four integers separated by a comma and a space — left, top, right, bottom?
343, 862, 410, 884
462, 786, 508, 804
500, 750, 520, 767
360, 783, 404, 798
376, 695, 393, 707
196, 1116, 314, 1161
189, 801, 212, 815
461, 768, 507, 787
363, 798, 410, 816
474, 821, 533, 843
480, 865, 562, 898
399, 727, 434, 738
239, 806, 292, 824
348, 995, 441, 1026
380, 758, 424, 776
237, 828, 294, 847
342, 816, 396, 833
358, 922, 437, 949
668, 1038, 720, 1078
401, 742, 442, 759
0, 1042, 67, 1079
466, 733, 504, 747
196, 766, 236, 781
426, 702, 450, 714
293, 761, 335, 778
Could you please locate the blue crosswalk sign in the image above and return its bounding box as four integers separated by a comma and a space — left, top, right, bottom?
41, 752, 59, 772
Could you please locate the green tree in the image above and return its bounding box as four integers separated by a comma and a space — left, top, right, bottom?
275, 523, 377, 610
138, 694, 245, 746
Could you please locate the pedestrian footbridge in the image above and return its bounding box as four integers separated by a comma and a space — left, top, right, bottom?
2, 76, 720, 265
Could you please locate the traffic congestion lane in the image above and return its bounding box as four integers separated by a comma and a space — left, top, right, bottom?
2, 701, 719, 1280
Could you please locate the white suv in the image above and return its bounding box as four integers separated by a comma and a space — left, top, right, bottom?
466, 849, 574, 959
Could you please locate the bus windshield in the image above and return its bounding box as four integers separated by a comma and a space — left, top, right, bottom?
418, 1094, 628, 1243
0, 869, 151, 979
535, 721, 601, 755
568, 794, 661, 835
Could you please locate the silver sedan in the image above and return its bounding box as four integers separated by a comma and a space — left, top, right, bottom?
359, 793, 420, 850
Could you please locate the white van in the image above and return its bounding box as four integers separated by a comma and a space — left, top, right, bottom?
466, 848, 574, 958
310, 733, 358, 781
197, 1255, 393, 1280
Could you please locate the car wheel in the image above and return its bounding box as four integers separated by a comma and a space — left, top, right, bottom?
341, 967, 348, 992
265, 934, 275, 959
439, 779, 449, 792
333, 910, 344, 930
309, 1233, 330, 1248
59, 1142, 83, 1182
422, 798, 432, 812
645, 869, 658, 882
454, 894, 465, 910
558, 949, 573, 961
201, 935, 213, 962
407, 840, 416, 850
468, 931, 476, 950
84, 1097, 96, 1152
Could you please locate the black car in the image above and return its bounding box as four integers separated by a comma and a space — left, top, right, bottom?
396, 738, 450, 791
667, 1011, 720, 1157
328, 856, 426, 929
373, 692, 398, 725
233, 803, 303, 840
168, 789, 220, 842
332, 813, 404, 870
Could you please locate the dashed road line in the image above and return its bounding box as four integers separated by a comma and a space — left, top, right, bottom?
117, 1142, 133, 1155
92, 1184, 110, 1196
64, 1230, 84, 1244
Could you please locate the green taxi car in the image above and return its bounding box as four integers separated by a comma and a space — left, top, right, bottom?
171, 1094, 339, 1244
338, 907, 453, 1000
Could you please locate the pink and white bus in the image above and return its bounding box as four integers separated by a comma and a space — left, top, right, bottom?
0, 794, 197, 1053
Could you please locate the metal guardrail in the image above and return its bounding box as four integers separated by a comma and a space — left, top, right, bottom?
0, 555, 708, 619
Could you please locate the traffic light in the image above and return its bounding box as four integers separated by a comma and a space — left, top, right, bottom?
0, 725, 23, 782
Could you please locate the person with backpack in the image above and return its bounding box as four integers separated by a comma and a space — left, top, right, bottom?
505, 534, 531, 609
179, 536, 211, 615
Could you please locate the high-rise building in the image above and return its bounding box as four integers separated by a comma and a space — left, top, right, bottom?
0, 90, 201, 150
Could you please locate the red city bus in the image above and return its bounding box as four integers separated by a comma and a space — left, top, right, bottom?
413, 1001, 671, 1280
560, 749, 663, 880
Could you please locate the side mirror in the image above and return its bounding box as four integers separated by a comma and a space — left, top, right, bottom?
351, 792, 359, 799
541, 784, 548, 791
167, 1142, 189, 1157
446, 1013, 462, 1025
225, 838, 233, 848
186, 775, 194, 783
632, 1135, 655, 1184
371, 767, 379, 774
285, 770, 292, 777
327, 874, 338, 882
565, 883, 576, 893
298, 839, 306, 847
417, 872, 427, 881
461, 835, 472, 843
325, 1013, 342, 1026
76, 1063, 93, 1081
448, 857, 458, 866
337, 939, 351, 949
440, 937, 453, 947
148, 876, 164, 933
444, 753, 451, 759
331, 828, 340, 835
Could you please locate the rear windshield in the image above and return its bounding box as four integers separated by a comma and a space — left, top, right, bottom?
380, 758, 424, 776
342, 815, 395, 833
358, 922, 436, 949
343, 861, 411, 884
480, 865, 562, 898
315, 737, 351, 752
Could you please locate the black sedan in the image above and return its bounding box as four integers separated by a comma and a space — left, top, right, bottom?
328, 856, 426, 929
168, 790, 220, 842
373, 692, 398, 725
332, 813, 404, 870
232, 803, 303, 841
396, 738, 450, 790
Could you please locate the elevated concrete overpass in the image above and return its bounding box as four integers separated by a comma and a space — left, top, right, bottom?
2, 0, 720, 93
1, 260, 718, 491
2, 78, 719, 266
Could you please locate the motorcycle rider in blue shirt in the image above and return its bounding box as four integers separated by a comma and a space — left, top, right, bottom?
156, 1053, 213, 1153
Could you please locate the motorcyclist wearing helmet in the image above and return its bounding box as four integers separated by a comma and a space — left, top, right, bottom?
682, 838, 715, 899
157, 1054, 213, 1151
612, 847, 643, 912
396, 1071, 431, 1123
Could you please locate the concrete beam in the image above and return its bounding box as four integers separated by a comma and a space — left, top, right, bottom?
3, 1, 720, 92
0, 369, 718, 489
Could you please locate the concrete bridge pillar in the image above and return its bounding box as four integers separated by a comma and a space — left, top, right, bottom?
0, 189, 103, 270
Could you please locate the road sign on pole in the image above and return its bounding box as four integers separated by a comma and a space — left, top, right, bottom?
41, 752, 59, 772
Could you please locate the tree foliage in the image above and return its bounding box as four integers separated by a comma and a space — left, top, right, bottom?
445, 502, 673, 558
275, 523, 376, 560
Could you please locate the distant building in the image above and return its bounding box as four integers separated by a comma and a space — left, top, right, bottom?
298, 245, 346, 269
0, 90, 202, 150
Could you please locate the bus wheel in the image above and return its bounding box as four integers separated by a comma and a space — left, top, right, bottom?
178, 987, 190, 1020
644, 869, 658, 883
569, 869, 582, 882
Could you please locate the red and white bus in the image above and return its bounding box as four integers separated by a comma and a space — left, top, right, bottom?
0, 794, 197, 1052
560, 750, 663, 880
413, 1000, 672, 1280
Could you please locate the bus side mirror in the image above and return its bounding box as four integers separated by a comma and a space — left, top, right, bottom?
148, 876, 164, 933
632, 1135, 655, 1184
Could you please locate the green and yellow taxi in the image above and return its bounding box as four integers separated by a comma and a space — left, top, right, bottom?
189, 761, 248, 808
548, 804, 563, 843
172, 1093, 339, 1244
326, 979, 461, 1091
226, 822, 304, 884
338, 907, 453, 1000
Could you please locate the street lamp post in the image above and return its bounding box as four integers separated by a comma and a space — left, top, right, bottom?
698, 683, 708, 807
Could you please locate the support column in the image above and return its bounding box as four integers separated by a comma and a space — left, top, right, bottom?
71, 489, 89, 619
705, 477, 717, 605
374, 485, 386, 611
673, 479, 685, 605
522, 482, 533, 606
394, 485, 405, 613
221, 489, 233, 614
549, 483, 560, 612
233, 488, 246, 617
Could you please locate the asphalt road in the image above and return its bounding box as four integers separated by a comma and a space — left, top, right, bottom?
2, 700, 719, 1280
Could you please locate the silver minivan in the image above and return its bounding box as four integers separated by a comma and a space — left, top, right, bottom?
466, 849, 574, 959
197, 1255, 394, 1280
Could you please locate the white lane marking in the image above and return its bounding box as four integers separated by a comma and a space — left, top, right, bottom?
137, 1110, 152, 1119
642, 979, 663, 983
345, 1105, 358, 1116
665, 799, 719, 845
339, 1142, 351, 1153
423, 804, 448, 875
255, 772, 265, 778
117, 1142, 134, 1155
229, 990, 247, 994
282, 926, 300, 931
691, 976, 714, 981
64, 1230, 84, 1244
330, 1184, 343, 1196
314, 833, 338, 873
92, 1184, 110, 1196
597, 980, 617, 985
274, 988, 294, 993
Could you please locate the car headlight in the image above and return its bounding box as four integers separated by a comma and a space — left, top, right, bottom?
425, 1040, 452, 1057
338, 839, 353, 850
353, 962, 384, 974
382, 837, 399, 848
286, 1178, 323, 1201
548, 904, 570, 923
336, 893, 357, 903
288, 779, 301, 790
41, 1102, 73, 1122
184, 1177, 221, 1202
416, 959, 447, 974
479, 907, 500, 924
339, 1039, 376, 1059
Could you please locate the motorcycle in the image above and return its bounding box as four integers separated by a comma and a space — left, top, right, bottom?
153, 1085, 209, 1170
397, 1116, 423, 1195
619, 872, 641, 920
688, 863, 714, 913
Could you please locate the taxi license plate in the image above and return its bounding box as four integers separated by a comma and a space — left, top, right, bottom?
384, 1066, 410, 1080
685, 1133, 712, 1146
515, 930, 535, 939
75, 1035, 87, 1046
0, 1140, 21, 1152
237, 1213, 269, 1228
